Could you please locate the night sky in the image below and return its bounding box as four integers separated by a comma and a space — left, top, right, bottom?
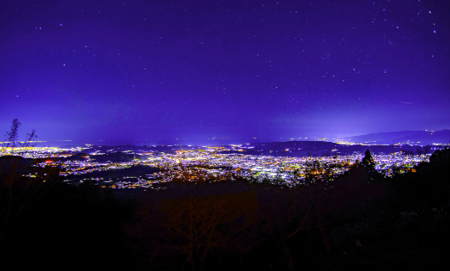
1, 0, 449, 145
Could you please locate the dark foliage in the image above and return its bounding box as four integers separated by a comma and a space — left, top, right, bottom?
361, 149, 375, 169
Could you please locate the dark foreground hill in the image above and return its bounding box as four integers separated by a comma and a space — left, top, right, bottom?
0, 148, 449, 270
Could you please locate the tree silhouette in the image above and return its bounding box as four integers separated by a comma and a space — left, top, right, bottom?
158, 189, 259, 269
126, 185, 261, 270
4, 119, 37, 154
361, 149, 375, 169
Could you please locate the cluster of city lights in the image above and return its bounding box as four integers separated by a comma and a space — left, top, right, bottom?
0, 145, 432, 190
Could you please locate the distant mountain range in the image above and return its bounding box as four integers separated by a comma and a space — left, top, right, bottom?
345, 129, 450, 145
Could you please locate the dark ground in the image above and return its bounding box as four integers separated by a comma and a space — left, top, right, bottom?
0, 149, 449, 270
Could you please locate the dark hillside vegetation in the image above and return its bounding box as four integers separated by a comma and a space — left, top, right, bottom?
0, 148, 449, 270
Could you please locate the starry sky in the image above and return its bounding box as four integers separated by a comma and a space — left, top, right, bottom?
1, 0, 449, 145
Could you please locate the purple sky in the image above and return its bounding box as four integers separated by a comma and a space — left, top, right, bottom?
1, 0, 449, 145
